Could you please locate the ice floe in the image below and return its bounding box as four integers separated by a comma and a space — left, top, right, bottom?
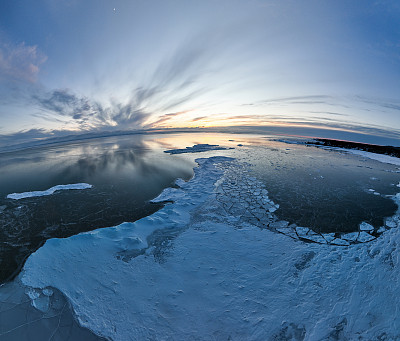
9, 156, 400, 340
164, 143, 233, 154
6, 183, 93, 200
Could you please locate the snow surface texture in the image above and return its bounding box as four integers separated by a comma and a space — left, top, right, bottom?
164, 143, 233, 154
6, 183, 93, 200
20, 156, 400, 340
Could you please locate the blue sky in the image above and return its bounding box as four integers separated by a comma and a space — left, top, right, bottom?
1, 0, 400, 145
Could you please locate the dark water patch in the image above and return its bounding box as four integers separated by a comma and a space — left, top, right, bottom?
0, 135, 195, 283
241, 142, 399, 234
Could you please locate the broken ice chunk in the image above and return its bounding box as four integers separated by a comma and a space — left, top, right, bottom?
359, 222, 374, 231
330, 239, 350, 246
270, 221, 289, 229
300, 234, 327, 244
26, 287, 40, 300
322, 233, 336, 243
342, 232, 359, 242
357, 232, 375, 243
32, 295, 50, 313
295, 226, 310, 237
385, 218, 397, 228
276, 227, 298, 239
377, 226, 386, 233
26, 287, 51, 313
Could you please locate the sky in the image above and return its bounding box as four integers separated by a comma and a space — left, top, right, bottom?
1, 0, 400, 146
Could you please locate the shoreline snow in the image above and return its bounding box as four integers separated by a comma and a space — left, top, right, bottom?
6, 183, 93, 200
275, 138, 400, 167
341, 148, 400, 166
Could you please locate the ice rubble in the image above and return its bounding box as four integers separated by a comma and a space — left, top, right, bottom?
164, 143, 233, 154
6, 183, 93, 200
215, 160, 392, 245
18, 154, 400, 340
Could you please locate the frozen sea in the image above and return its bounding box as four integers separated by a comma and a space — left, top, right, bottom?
0, 132, 400, 340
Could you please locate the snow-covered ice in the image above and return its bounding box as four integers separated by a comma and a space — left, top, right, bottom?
164, 143, 233, 154
328, 148, 400, 166
6, 183, 93, 200
16, 155, 400, 340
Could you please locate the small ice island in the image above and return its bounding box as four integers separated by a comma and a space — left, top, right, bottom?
7, 183, 93, 200
164, 143, 234, 154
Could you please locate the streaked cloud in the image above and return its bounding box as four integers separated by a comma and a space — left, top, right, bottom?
146, 110, 192, 128
33, 88, 150, 130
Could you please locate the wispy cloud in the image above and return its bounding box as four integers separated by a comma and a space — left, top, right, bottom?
145, 110, 192, 128
191, 116, 208, 122
354, 95, 400, 112
0, 39, 47, 83
308, 111, 349, 117
241, 95, 333, 107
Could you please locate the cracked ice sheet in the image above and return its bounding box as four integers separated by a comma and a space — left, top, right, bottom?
7, 183, 92, 200
0, 280, 103, 340
19, 157, 400, 340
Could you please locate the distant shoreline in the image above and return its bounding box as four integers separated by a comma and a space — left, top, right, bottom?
307, 138, 400, 159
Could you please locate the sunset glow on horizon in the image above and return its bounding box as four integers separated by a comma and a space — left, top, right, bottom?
1, 1, 400, 146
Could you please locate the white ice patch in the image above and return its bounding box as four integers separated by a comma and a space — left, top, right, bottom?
339, 149, 400, 166
6, 183, 92, 200
17, 156, 400, 340
164, 143, 233, 154
360, 222, 374, 231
